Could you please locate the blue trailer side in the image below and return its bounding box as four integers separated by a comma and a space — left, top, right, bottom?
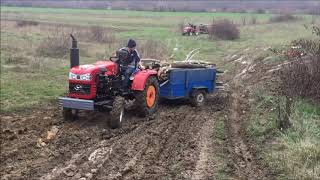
160, 68, 216, 99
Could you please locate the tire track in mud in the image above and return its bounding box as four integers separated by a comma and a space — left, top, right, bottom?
224, 61, 270, 179
40, 96, 225, 180
191, 113, 217, 180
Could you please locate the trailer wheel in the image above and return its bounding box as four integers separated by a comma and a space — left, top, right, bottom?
63, 108, 78, 121
134, 76, 159, 117
190, 90, 207, 107
109, 96, 125, 129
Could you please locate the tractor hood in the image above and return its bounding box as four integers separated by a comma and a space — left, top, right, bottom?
70, 61, 118, 75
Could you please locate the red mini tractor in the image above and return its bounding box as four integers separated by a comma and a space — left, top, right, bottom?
182, 23, 199, 36
59, 35, 160, 128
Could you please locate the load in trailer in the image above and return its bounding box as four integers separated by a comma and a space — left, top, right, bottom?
59, 35, 218, 128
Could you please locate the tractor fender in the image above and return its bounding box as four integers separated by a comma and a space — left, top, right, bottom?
131, 70, 158, 91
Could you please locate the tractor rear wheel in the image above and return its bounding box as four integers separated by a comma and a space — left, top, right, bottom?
190, 90, 207, 107
63, 108, 78, 121
109, 96, 125, 129
134, 76, 159, 117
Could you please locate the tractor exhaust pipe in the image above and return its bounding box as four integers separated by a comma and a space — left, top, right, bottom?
70, 34, 79, 68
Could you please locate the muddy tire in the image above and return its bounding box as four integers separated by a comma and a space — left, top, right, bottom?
134, 76, 159, 117
63, 108, 78, 121
109, 96, 125, 129
190, 90, 207, 107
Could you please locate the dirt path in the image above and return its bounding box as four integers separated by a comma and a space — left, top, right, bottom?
191, 113, 219, 180
223, 58, 272, 179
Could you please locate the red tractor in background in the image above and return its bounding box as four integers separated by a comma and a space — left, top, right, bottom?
182, 23, 199, 36
59, 35, 160, 128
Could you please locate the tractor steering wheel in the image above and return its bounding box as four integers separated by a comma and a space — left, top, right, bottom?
109, 56, 118, 62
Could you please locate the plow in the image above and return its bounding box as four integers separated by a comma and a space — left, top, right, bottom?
59, 35, 224, 128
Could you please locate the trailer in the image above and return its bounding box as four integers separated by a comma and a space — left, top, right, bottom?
159, 68, 216, 106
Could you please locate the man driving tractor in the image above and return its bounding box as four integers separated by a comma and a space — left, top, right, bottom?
119, 39, 141, 92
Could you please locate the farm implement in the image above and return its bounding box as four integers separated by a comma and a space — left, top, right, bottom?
59, 35, 222, 128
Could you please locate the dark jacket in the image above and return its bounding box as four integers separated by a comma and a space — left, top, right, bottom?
120, 47, 140, 68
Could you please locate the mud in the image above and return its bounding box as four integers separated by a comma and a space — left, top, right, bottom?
1, 51, 276, 179
223, 54, 275, 180
1, 94, 226, 180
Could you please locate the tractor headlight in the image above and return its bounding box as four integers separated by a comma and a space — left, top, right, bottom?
69, 72, 92, 81
69, 72, 77, 80
80, 73, 91, 81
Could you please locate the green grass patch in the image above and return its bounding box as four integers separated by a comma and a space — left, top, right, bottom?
248, 93, 320, 179
213, 117, 234, 179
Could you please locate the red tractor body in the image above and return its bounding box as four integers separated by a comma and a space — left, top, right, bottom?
182, 26, 198, 36
68, 61, 119, 99
60, 35, 160, 128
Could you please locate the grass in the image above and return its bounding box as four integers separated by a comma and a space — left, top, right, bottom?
0, 6, 318, 112
213, 117, 234, 179
248, 92, 320, 179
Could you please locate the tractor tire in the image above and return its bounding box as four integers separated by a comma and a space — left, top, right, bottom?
134, 76, 160, 117
63, 108, 78, 121
190, 90, 207, 107
109, 96, 125, 129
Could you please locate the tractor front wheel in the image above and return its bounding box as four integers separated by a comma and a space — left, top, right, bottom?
109, 96, 125, 129
134, 76, 159, 117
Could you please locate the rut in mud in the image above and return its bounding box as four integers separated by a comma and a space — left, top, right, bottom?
223, 56, 273, 180
1, 94, 226, 179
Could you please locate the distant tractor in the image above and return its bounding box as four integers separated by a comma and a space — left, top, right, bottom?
182, 23, 199, 36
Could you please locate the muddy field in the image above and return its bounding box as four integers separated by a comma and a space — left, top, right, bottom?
1, 51, 278, 180
1, 94, 229, 179
0, 45, 276, 180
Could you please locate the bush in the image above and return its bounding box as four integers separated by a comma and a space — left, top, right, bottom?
277, 26, 320, 103
208, 19, 240, 40
250, 16, 257, 25
36, 32, 69, 58
139, 39, 169, 60
16, 20, 39, 27
269, 14, 298, 23
256, 9, 266, 14
177, 22, 184, 33
89, 26, 116, 44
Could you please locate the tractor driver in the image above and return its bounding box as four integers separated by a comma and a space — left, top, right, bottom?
119, 39, 141, 91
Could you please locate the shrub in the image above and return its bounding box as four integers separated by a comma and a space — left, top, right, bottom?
256, 9, 266, 14
89, 26, 116, 44
277, 26, 320, 103
177, 22, 184, 33
36, 32, 69, 58
16, 20, 39, 27
139, 39, 169, 60
208, 19, 240, 40
250, 16, 257, 25
269, 14, 298, 23
241, 16, 247, 26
